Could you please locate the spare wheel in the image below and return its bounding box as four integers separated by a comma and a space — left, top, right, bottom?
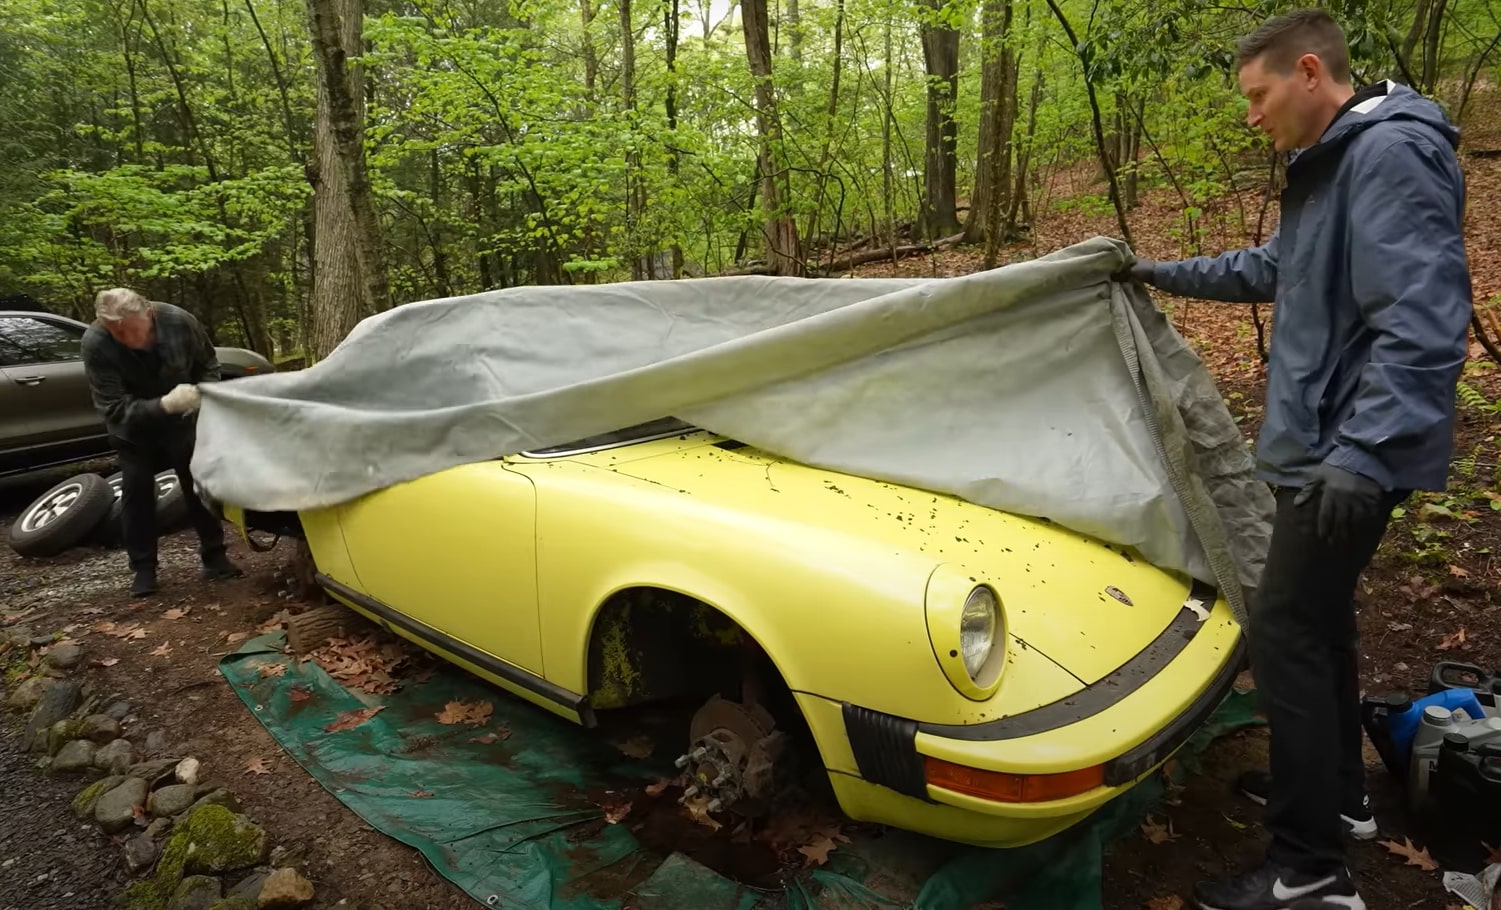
8, 473, 115, 558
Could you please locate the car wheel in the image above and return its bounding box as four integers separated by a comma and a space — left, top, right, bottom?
153, 471, 189, 531
92, 470, 190, 545
7, 473, 115, 558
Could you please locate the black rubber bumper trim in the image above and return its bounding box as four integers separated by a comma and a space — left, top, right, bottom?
918, 579, 1221, 742
842, 703, 931, 800
315, 573, 595, 725
1102, 632, 1247, 785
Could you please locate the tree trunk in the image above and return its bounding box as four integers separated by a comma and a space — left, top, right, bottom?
741, 0, 801, 274
620, 0, 646, 279
1422, 0, 1449, 94
304, 0, 390, 359
663, 0, 683, 277
1043, 0, 1132, 246
964, 0, 1014, 245
920, 1, 961, 239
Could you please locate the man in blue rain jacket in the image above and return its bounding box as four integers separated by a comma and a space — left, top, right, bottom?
1121, 10, 1472, 910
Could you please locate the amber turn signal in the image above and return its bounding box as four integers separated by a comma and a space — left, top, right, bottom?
923, 756, 1105, 803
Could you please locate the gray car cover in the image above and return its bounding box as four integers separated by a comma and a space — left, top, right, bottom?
190, 236, 1273, 628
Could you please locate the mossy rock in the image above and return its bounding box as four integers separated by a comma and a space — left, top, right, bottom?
47, 717, 85, 756
205, 898, 256, 910
115, 880, 166, 910
169, 875, 221, 910
131, 805, 268, 907
73, 775, 125, 819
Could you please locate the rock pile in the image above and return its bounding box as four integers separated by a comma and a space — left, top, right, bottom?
4, 632, 318, 910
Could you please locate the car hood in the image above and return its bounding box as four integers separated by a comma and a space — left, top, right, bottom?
588, 434, 1209, 686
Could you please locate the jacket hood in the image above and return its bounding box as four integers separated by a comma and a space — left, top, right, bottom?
1317, 80, 1460, 151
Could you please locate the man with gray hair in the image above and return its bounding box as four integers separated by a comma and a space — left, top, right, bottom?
81, 288, 242, 596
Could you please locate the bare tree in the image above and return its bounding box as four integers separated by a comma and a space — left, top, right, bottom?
305, 0, 391, 360
920, 0, 961, 239
741, 0, 802, 274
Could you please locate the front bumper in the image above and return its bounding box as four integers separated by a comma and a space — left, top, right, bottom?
827, 581, 1247, 847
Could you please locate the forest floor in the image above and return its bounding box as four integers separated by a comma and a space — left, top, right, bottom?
5, 121, 1501, 910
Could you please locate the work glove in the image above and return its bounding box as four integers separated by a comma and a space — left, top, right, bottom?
1111, 258, 1156, 285
1293, 462, 1384, 546
160, 383, 201, 416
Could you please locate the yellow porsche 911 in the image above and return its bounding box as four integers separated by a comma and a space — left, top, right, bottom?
222, 415, 1245, 849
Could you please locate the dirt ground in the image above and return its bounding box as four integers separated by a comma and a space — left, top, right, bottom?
5, 158, 1501, 910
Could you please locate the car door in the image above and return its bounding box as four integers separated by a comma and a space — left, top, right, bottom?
0, 315, 104, 454
334, 460, 544, 678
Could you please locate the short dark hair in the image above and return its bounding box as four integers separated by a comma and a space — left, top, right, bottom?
1236, 9, 1351, 83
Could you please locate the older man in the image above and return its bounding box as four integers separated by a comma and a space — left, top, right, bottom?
81, 288, 242, 596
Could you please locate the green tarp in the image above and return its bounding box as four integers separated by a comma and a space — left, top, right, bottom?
221, 632, 1261, 909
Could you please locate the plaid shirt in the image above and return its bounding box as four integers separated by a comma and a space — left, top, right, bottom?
81, 301, 220, 442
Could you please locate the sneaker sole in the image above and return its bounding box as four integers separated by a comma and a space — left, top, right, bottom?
1197, 897, 1366, 910
1238, 788, 1378, 841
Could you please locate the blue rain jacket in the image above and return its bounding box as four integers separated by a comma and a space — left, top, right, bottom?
1150, 80, 1473, 492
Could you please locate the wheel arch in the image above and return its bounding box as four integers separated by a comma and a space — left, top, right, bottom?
583, 581, 803, 714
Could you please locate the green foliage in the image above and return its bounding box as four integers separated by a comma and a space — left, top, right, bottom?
0, 0, 1498, 351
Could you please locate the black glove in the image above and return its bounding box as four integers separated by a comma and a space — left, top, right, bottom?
1293, 462, 1384, 545
1111, 258, 1157, 285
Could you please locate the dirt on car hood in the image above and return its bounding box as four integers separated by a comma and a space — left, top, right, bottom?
598, 435, 1210, 687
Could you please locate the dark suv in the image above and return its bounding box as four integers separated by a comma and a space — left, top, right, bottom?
0, 308, 275, 478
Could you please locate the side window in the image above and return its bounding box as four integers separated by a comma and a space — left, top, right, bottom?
0, 316, 86, 367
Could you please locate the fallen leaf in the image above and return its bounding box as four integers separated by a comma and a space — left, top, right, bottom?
436, 700, 493, 727
126, 629, 147, 641
245, 757, 271, 775
1449, 564, 1471, 579
645, 779, 675, 797
1140, 815, 1178, 844
162, 608, 190, 620
259, 663, 287, 679
91, 621, 117, 634
1222, 814, 1248, 830
150, 642, 172, 657
324, 705, 386, 733
1438, 628, 1468, 651
1483, 841, 1501, 865
682, 795, 723, 831
1379, 836, 1439, 871
469, 729, 511, 745
798, 834, 839, 865
288, 686, 313, 704
1147, 897, 1185, 910
614, 736, 654, 759
603, 802, 633, 824
224, 632, 249, 644
1388, 621, 1413, 632
411, 789, 434, 798
90, 657, 120, 668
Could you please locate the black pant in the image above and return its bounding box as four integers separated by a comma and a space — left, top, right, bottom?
112, 428, 226, 574
1252, 484, 1407, 874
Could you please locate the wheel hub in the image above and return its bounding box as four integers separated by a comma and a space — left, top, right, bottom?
674, 695, 787, 816
21, 483, 82, 533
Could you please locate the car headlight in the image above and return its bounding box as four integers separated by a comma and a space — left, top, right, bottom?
960, 586, 998, 680
924, 565, 1007, 700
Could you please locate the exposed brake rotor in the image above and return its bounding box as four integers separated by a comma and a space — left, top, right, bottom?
674, 695, 788, 817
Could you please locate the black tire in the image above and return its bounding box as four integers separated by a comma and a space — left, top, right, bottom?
92, 470, 190, 546
153, 471, 189, 531
95, 472, 125, 546
8, 473, 115, 558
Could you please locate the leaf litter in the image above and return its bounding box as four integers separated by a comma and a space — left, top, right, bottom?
324, 705, 386, 734
1379, 837, 1439, 871
307, 633, 435, 696
435, 700, 492, 727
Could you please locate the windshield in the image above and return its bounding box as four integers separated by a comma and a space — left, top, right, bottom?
523, 416, 697, 457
